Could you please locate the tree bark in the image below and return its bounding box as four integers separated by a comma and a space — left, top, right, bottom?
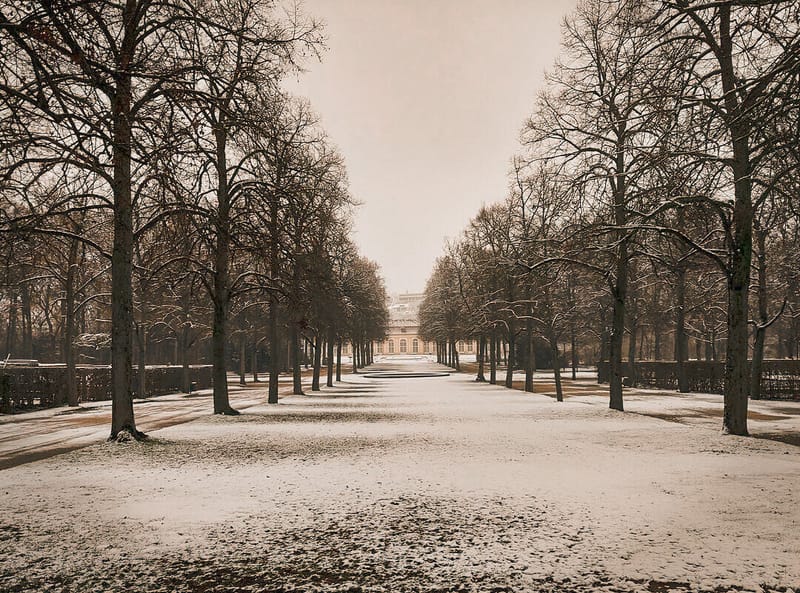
326, 327, 335, 387
62, 236, 80, 407
719, 5, 752, 435
109, 64, 142, 440
505, 326, 516, 389
476, 335, 486, 382
210, 124, 238, 415
267, 298, 280, 404
335, 339, 342, 382
489, 331, 497, 385
252, 346, 259, 383
750, 226, 768, 400
551, 336, 563, 402
311, 333, 322, 392
291, 323, 303, 395
627, 320, 637, 388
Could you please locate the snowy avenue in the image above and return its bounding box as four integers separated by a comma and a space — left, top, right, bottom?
1, 357, 798, 592
2, 1, 800, 591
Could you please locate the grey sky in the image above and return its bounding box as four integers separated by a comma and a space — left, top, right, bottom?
289, 0, 578, 294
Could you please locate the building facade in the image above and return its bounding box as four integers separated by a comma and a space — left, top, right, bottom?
342, 292, 477, 357
374, 292, 475, 357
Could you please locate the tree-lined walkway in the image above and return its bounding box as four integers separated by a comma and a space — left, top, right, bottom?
1, 356, 798, 592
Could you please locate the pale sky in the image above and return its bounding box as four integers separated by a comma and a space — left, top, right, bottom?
288, 0, 578, 294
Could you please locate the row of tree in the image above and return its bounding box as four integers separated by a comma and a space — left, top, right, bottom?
0, 0, 388, 438
420, 0, 800, 436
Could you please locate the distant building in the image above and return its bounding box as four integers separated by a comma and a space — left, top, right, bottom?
348, 292, 476, 357
342, 292, 476, 358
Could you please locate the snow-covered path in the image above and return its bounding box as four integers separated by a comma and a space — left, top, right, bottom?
0, 380, 274, 470
1, 357, 798, 592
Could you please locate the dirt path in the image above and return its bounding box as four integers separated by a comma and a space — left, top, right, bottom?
1, 357, 798, 592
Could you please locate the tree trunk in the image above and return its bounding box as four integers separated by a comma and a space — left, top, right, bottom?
109, 69, 142, 440
551, 336, 563, 402
336, 339, 342, 382
476, 335, 486, 382
627, 320, 637, 388
608, 227, 627, 410
210, 125, 237, 415
505, 327, 516, 389
750, 226, 768, 401
239, 334, 246, 386
675, 266, 689, 393
268, 298, 280, 404
252, 346, 259, 383
312, 333, 322, 392
292, 323, 303, 395
137, 320, 146, 399
326, 327, 335, 387
489, 331, 497, 384
719, 5, 752, 435
570, 324, 578, 380
64, 237, 79, 407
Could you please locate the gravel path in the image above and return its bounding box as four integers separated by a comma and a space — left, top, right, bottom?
1, 357, 798, 592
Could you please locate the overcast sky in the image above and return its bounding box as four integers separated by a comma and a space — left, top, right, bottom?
288, 0, 578, 294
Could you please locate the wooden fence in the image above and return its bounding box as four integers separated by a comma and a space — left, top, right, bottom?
0, 365, 213, 413
597, 360, 800, 400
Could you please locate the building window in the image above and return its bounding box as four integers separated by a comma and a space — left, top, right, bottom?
400, 339, 407, 353
377, 341, 383, 354
468, 340, 474, 353
458, 340, 464, 353
388, 340, 395, 354
412, 339, 419, 353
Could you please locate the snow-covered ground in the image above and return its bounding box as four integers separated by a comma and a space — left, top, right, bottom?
1, 358, 798, 592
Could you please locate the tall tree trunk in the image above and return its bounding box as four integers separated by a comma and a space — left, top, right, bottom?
608, 232, 627, 411
312, 333, 322, 392
268, 299, 280, 404
551, 335, 563, 402
64, 236, 79, 407
137, 323, 146, 399
476, 335, 486, 382
489, 331, 497, 385
292, 323, 303, 395
326, 328, 335, 387
109, 69, 142, 439
336, 339, 342, 382
505, 326, 516, 389
750, 226, 768, 401
252, 346, 259, 383
719, 5, 752, 435
210, 125, 237, 415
